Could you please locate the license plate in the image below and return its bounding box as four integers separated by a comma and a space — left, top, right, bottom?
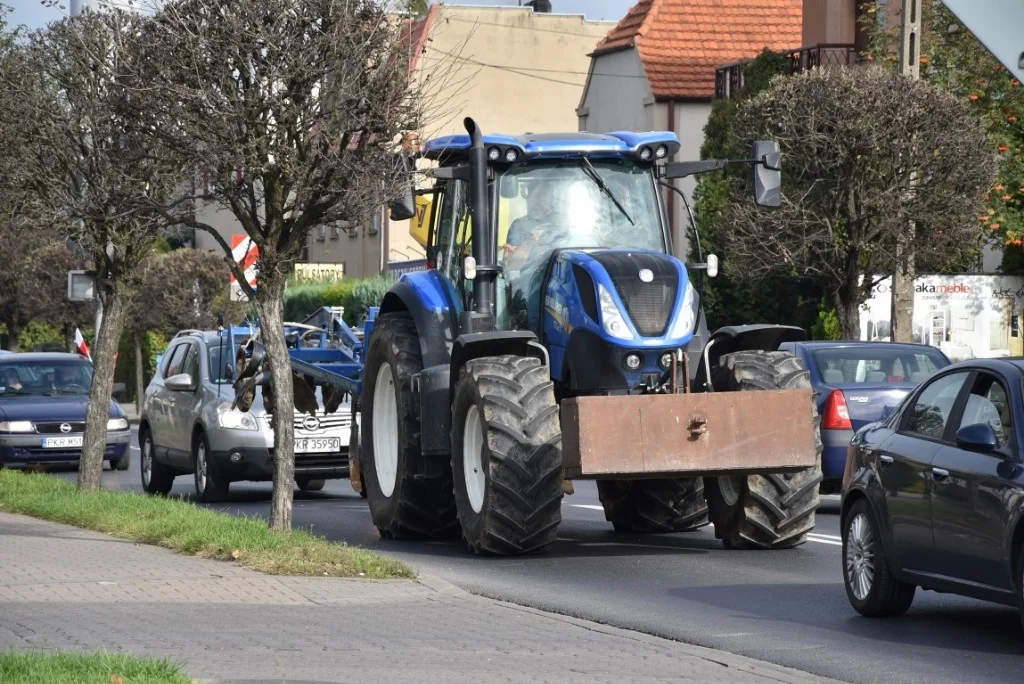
294, 437, 340, 454
42, 436, 83, 449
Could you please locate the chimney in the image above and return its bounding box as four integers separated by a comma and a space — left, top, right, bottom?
525, 0, 552, 13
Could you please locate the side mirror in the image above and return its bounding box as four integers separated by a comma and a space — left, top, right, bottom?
880, 405, 895, 421
389, 152, 417, 221
955, 423, 999, 453
111, 382, 126, 399
165, 373, 195, 392
752, 140, 781, 207
705, 253, 719, 278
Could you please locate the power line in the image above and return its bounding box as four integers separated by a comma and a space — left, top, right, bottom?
424, 44, 651, 87
423, 47, 587, 87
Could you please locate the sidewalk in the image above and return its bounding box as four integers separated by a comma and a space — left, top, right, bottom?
0, 512, 842, 684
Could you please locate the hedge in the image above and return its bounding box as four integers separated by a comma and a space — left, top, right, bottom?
283, 275, 394, 327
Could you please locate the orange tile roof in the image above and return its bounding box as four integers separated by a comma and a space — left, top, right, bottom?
592, 0, 803, 100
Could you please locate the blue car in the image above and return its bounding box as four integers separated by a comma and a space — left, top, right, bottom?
779, 341, 951, 492
0, 353, 132, 470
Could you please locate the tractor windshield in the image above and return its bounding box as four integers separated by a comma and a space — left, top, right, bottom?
496, 159, 664, 331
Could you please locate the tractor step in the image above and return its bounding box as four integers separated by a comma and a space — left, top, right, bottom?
560, 389, 816, 479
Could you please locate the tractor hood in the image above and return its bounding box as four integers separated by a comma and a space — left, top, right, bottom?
555, 249, 698, 347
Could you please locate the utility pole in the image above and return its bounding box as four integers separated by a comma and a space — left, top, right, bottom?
890, 0, 923, 343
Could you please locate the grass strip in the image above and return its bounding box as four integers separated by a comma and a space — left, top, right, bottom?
0, 651, 190, 684
0, 469, 412, 579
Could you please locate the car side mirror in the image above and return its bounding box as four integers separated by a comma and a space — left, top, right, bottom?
880, 405, 895, 421
955, 423, 999, 453
111, 382, 127, 399
752, 140, 781, 208
165, 373, 195, 392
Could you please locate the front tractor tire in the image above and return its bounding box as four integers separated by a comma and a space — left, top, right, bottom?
451, 355, 564, 555
704, 351, 823, 550
360, 313, 458, 540
597, 478, 709, 534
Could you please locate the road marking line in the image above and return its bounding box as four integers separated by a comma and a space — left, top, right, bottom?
807, 537, 842, 546
572, 504, 605, 511
808, 533, 842, 541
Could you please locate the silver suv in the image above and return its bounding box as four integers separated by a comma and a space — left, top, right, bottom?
139, 329, 353, 501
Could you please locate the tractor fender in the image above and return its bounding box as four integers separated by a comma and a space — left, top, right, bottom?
450, 331, 549, 396
695, 324, 807, 390
378, 273, 458, 368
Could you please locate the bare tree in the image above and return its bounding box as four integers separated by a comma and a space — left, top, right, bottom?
2, 10, 189, 491
134, 0, 426, 530
721, 66, 995, 338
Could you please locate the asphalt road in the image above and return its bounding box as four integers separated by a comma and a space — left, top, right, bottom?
62, 427, 1024, 684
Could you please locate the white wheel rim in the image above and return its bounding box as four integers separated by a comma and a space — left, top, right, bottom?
846, 512, 875, 601
141, 438, 152, 487
373, 362, 399, 498
719, 476, 743, 506
196, 443, 207, 493
463, 405, 486, 514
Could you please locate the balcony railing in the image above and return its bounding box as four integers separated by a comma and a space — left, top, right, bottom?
714, 43, 858, 100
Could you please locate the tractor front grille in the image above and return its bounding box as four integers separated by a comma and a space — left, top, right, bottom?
590, 252, 679, 338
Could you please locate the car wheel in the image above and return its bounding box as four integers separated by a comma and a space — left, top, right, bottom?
112, 452, 130, 471
842, 498, 915, 617
140, 429, 174, 496
193, 432, 229, 503
296, 477, 325, 492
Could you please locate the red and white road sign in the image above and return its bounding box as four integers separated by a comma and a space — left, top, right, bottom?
230, 235, 258, 301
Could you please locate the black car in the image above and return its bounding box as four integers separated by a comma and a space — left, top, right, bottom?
0, 353, 132, 470
841, 358, 1024, 624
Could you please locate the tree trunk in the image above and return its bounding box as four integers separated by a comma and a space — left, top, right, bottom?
6, 322, 19, 352
833, 290, 862, 340
254, 276, 296, 532
77, 287, 129, 492
891, 230, 916, 343
134, 331, 145, 408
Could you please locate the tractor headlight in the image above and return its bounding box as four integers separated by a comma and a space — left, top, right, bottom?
598, 284, 633, 340
668, 283, 698, 339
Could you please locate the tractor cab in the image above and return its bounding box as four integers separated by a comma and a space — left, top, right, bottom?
410, 135, 676, 310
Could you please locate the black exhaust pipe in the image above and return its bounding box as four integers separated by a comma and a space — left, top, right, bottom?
465, 117, 495, 326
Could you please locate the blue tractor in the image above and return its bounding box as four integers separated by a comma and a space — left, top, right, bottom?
346, 118, 822, 555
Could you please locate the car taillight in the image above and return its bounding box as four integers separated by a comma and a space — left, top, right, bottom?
822, 389, 853, 430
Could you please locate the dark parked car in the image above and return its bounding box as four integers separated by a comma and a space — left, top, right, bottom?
841, 358, 1024, 623
0, 353, 131, 470
780, 341, 951, 493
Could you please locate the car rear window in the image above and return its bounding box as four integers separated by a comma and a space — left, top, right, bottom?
810, 347, 948, 386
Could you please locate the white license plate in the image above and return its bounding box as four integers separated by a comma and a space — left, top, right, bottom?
294, 437, 340, 454
42, 436, 83, 449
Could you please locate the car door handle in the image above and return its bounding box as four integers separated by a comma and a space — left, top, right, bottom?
879, 455, 894, 468
932, 467, 950, 481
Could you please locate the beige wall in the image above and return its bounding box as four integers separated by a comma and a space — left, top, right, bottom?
385, 6, 614, 264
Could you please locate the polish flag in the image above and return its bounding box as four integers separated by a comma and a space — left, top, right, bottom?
74, 328, 91, 361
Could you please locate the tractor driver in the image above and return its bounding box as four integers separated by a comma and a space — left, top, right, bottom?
502, 180, 566, 332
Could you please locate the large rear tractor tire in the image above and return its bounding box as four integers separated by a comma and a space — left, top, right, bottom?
451, 355, 563, 555
704, 350, 823, 550
597, 478, 709, 533
360, 313, 458, 540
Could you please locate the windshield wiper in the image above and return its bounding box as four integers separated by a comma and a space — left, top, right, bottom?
580, 157, 634, 226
